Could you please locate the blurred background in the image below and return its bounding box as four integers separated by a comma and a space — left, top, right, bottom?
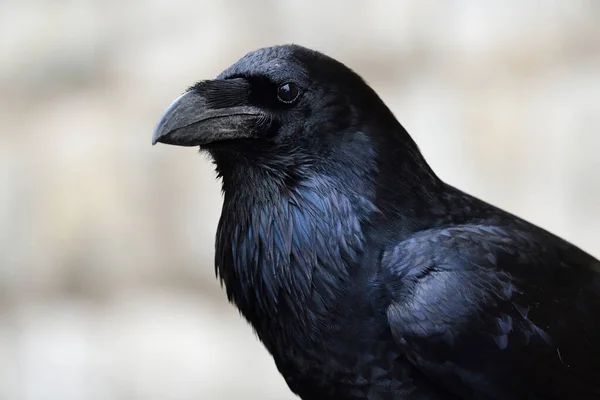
0, 1, 599, 399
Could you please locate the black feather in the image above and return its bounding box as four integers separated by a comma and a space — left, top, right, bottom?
160, 44, 600, 399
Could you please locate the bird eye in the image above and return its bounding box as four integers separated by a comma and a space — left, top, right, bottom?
276, 82, 300, 104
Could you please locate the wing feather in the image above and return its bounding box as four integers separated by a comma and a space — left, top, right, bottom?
383, 224, 600, 399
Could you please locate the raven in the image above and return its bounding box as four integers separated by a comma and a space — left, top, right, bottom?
152, 44, 600, 399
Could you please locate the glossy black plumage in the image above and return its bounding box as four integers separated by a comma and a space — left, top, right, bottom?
152, 44, 600, 399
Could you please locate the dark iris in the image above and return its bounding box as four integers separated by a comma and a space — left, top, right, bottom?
277, 82, 300, 104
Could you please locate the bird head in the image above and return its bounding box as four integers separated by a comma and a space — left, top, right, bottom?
153, 44, 437, 200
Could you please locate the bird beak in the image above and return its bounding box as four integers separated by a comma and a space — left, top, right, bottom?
152, 78, 263, 147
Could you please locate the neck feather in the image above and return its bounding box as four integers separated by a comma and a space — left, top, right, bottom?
214, 170, 377, 339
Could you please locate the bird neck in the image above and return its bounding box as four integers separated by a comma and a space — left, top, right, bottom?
210, 126, 446, 346
214, 168, 377, 347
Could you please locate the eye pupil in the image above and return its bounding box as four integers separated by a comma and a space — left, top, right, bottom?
277, 82, 299, 104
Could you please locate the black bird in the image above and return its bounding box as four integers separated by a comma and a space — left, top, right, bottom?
152, 44, 600, 399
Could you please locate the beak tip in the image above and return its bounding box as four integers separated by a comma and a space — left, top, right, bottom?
152, 92, 190, 147
152, 125, 165, 146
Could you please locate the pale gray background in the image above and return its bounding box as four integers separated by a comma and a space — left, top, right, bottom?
0, 1, 599, 399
